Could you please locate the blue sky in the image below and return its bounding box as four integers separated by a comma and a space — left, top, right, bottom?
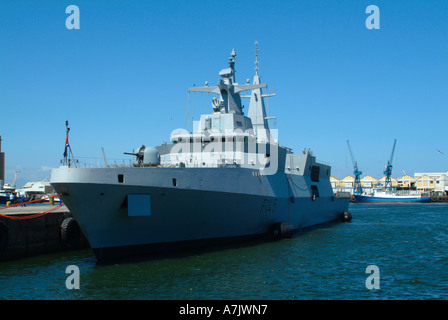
1, 0, 447, 187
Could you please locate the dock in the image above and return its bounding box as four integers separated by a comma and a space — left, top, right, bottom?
0, 204, 89, 262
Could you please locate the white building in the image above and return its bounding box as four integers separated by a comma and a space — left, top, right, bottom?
414, 171, 448, 193
19, 181, 55, 197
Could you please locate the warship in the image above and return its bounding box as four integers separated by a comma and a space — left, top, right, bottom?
50, 46, 351, 262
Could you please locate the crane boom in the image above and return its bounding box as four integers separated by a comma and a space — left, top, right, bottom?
347, 141, 355, 168
383, 139, 397, 191
389, 139, 397, 165
346, 140, 363, 194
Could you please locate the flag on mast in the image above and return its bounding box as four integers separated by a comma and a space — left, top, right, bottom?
63, 121, 70, 159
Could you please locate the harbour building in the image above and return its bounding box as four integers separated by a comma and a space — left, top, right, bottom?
331, 171, 448, 195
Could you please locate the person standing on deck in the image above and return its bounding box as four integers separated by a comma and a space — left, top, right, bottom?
9, 193, 14, 205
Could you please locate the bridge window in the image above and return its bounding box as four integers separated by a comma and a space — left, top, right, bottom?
311, 166, 320, 182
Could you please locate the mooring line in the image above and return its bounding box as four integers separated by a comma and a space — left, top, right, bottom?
0, 203, 64, 220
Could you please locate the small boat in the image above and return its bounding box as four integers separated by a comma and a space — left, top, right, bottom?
353, 139, 430, 204
354, 188, 431, 203
0, 190, 11, 205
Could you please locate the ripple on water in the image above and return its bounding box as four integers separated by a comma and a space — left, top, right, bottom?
1, 204, 448, 299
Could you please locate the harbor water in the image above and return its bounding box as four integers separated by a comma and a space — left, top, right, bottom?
0, 203, 447, 300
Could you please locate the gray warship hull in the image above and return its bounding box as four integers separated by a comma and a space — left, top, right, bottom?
51, 166, 349, 262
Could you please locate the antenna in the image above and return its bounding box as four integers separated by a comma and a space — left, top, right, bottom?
254, 40, 259, 76
170, 103, 173, 134
185, 92, 191, 131
229, 48, 236, 82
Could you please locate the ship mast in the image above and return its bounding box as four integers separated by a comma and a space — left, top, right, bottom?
254, 40, 259, 76
247, 41, 276, 142
229, 48, 236, 83
62, 121, 77, 167
188, 49, 267, 116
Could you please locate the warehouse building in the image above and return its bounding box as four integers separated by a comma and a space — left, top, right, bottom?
331, 170, 448, 195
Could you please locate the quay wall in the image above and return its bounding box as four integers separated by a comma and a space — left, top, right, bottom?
0, 206, 89, 262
